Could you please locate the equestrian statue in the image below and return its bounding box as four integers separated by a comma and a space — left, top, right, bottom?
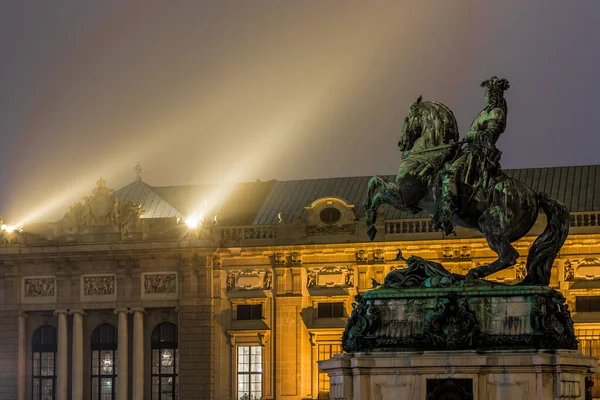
363, 77, 570, 285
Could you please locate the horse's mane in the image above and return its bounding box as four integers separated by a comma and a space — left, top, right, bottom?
416, 100, 459, 146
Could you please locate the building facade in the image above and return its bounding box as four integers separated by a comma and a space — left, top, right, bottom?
1, 165, 600, 400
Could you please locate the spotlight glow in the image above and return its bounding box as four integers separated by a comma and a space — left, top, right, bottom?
184, 215, 201, 229
1, 224, 17, 233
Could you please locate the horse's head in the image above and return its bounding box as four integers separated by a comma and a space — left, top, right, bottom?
398, 96, 459, 154
398, 95, 424, 152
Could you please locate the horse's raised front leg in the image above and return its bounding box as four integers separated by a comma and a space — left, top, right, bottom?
363, 176, 389, 211
365, 183, 409, 241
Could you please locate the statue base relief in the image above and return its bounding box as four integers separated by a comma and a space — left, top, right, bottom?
319, 350, 597, 400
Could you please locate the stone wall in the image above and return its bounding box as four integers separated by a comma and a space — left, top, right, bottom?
0, 311, 18, 400
179, 304, 214, 400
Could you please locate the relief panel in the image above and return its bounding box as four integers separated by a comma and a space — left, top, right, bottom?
22, 276, 56, 304
141, 272, 178, 300
81, 274, 117, 302
307, 266, 353, 289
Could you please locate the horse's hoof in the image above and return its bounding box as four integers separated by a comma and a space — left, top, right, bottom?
367, 227, 377, 241
465, 270, 480, 282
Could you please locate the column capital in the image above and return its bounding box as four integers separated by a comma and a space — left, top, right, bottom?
17, 311, 28, 318
54, 309, 69, 316
114, 308, 129, 315
129, 307, 146, 314
69, 309, 86, 316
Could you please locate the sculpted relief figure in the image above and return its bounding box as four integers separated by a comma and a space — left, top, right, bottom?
84, 276, 115, 296
63, 178, 144, 229
24, 278, 55, 298
144, 274, 177, 294
364, 77, 570, 286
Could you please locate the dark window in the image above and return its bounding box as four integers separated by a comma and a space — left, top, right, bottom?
32, 325, 57, 400
91, 323, 118, 400
151, 322, 178, 399
237, 305, 263, 320
575, 296, 600, 312
317, 302, 344, 318
319, 207, 341, 224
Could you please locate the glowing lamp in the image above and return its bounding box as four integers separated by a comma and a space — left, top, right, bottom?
1, 224, 15, 233
185, 216, 201, 229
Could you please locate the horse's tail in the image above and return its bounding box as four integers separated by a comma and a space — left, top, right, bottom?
523, 193, 570, 285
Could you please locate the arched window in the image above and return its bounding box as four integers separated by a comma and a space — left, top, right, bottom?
91, 323, 118, 400
151, 322, 178, 399
32, 325, 57, 400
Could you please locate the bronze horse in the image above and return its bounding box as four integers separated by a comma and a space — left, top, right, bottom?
363, 97, 570, 285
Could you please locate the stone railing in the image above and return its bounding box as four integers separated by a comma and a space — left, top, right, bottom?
220, 225, 277, 240
384, 218, 439, 234
570, 212, 600, 227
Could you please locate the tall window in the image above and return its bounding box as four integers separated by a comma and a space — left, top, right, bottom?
577, 330, 600, 398
151, 322, 178, 399
32, 325, 57, 400
91, 323, 118, 400
318, 344, 341, 399
237, 346, 262, 400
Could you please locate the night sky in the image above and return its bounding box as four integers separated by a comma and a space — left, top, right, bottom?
1, 1, 599, 223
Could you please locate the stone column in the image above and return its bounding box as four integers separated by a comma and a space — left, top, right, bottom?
114, 308, 129, 400
130, 308, 145, 400
70, 310, 85, 400
17, 312, 27, 400
54, 310, 69, 400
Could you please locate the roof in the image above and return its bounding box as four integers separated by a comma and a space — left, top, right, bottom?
113, 180, 182, 219
119, 164, 600, 226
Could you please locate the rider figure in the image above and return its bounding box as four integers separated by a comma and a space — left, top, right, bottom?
433, 76, 510, 235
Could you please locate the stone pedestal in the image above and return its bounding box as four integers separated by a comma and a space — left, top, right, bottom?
319, 350, 597, 400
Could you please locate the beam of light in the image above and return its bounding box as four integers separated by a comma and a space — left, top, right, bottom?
11, 139, 164, 227
8, 5, 410, 227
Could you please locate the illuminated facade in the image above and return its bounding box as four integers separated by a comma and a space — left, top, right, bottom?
1, 164, 600, 400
